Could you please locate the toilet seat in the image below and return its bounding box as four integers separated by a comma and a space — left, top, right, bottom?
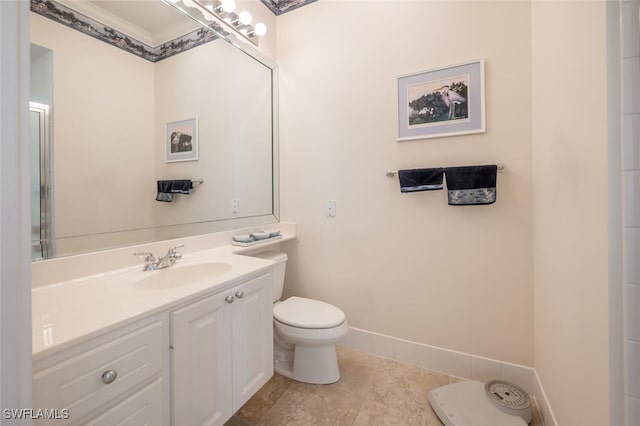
273, 296, 345, 329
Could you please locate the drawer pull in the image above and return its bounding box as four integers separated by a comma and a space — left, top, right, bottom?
225, 295, 234, 303
235, 290, 244, 299
101, 370, 118, 384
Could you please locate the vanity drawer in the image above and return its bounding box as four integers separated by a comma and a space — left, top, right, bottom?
84, 377, 165, 426
33, 320, 165, 424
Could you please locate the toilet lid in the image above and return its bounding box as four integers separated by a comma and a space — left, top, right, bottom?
273, 296, 345, 329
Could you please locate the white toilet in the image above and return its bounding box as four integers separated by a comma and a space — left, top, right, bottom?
254, 251, 348, 385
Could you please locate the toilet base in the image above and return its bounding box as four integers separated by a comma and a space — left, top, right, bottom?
272, 316, 348, 385
274, 342, 341, 385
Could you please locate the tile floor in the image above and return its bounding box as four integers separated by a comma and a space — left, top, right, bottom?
225, 345, 543, 426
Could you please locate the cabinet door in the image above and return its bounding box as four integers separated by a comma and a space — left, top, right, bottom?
172, 292, 233, 426
232, 273, 274, 410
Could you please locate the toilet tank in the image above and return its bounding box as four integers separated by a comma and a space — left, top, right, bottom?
252, 251, 288, 302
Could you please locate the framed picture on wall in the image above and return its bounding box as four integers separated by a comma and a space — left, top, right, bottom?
165, 117, 199, 162
396, 59, 485, 141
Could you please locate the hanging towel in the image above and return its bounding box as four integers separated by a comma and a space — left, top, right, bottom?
155, 180, 192, 202
444, 165, 497, 205
156, 180, 174, 202
398, 168, 444, 192
170, 180, 191, 194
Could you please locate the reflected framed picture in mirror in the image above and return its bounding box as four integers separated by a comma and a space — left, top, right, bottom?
166, 117, 199, 162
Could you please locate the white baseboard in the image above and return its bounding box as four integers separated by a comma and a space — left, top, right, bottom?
338, 326, 554, 424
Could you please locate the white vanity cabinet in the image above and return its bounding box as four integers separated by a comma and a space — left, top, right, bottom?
32, 261, 275, 426
171, 271, 274, 426
32, 314, 170, 425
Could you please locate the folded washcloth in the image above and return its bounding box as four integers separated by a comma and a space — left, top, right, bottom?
444, 165, 497, 205
155, 179, 192, 202
398, 168, 444, 192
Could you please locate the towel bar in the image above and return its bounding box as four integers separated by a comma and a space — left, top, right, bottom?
191, 178, 204, 188
386, 163, 505, 178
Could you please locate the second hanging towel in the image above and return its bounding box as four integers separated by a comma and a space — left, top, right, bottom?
444, 165, 497, 205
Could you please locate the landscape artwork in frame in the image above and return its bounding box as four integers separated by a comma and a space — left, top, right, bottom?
397, 60, 485, 141
165, 117, 198, 162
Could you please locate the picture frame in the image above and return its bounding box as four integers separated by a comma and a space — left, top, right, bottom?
396, 59, 485, 141
165, 117, 198, 162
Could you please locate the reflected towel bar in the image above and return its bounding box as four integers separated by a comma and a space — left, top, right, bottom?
386, 163, 505, 178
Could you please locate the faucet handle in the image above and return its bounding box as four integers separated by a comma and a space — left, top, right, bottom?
134, 252, 158, 271
168, 244, 184, 260
134, 252, 156, 262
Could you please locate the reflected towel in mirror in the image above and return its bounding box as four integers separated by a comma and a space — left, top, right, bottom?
156, 180, 191, 202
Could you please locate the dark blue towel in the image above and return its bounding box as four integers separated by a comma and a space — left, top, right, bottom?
156, 180, 191, 202
169, 180, 191, 194
444, 165, 497, 205
398, 168, 444, 192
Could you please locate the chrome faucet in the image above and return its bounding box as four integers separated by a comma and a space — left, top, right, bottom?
134, 244, 184, 271
155, 244, 184, 269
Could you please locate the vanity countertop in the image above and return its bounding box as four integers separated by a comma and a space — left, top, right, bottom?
32, 231, 296, 360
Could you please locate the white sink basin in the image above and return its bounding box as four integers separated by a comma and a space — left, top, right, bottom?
132, 261, 233, 290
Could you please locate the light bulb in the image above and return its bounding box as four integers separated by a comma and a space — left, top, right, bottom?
238, 10, 252, 25
202, 7, 215, 21
254, 22, 267, 36
220, 0, 236, 13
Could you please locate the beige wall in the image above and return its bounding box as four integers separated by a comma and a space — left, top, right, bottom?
278, 1, 534, 366
531, 1, 610, 425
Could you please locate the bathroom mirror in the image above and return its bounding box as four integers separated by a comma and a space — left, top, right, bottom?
29, 0, 279, 260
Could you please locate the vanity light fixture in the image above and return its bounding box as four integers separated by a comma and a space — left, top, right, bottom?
166, 0, 267, 45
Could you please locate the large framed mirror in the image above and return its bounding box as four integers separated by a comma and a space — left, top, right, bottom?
29, 0, 279, 260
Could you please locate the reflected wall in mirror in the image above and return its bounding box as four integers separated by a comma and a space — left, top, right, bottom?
29, 0, 278, 260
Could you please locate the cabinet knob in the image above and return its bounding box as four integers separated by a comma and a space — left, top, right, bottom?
225, 295, 235, 303
235, 290, 244, 299
101, 370, 118, 384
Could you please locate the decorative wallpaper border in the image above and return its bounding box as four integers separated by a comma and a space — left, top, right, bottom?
30, 0, 219, 63
260, 0, 317, 16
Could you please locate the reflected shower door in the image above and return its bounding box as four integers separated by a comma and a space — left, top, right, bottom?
30, 102, 53, 260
